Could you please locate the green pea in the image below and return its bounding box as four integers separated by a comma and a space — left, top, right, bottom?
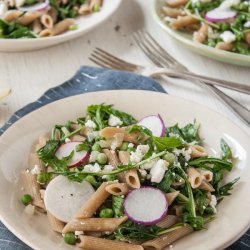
64, 232, 76, 245
99, 208, 114, 218
163, 152, 176, 163
120, 142, 129, 151
97, 153, 108, 164
92, 143, 101, 152
84, 175, 98, 188
105, 175, 117, 182
20, 194, 32, 206
37, 173, 49, 184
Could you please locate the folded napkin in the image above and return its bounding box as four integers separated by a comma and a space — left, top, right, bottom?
0, 66, 248, 250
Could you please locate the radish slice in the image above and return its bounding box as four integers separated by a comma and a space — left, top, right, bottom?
205, 8, 236, 22
44, 176, 95, 222
55, 141, 89, 168
138, 114, 165, 137
124, 187, 168, 225
19, 0, 49, 12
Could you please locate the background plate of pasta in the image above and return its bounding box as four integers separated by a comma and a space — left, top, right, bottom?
153, 0, 250, 66
0, 0, 121, 51
0, 90, 250, 250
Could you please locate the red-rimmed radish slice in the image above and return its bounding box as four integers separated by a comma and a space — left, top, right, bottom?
124, 187, 168, 225
138, 114, 165, 137
19, 0, 49, 12
205, 8, 236, 22
44, 176, 95, 222
55, 141, 89, 168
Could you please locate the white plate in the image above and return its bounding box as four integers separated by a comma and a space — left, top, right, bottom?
153, 0, 250, 67
0, 0, 121, 52
0, 90, 249, 250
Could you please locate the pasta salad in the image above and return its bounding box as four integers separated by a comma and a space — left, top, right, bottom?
20, 104, 239, 250
161, 0, 250, 55
0, 0, 103, 39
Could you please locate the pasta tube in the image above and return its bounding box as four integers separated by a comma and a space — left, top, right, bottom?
47, 211, 65, 233
105, 183, 129, 195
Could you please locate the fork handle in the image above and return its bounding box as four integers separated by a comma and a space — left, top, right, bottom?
150, 68, 250, 95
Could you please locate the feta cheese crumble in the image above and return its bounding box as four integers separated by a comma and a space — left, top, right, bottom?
85, 120, 96, 129
210, 195, 217, 214
83, 163, 101, 173
220, 31, 236, 43
150, 159, 168, 183
31, 165, 40, 175
108, 115, 123, 127
89, 151, 99, 162
244, 21, 250, 28
130, 144, 150, 164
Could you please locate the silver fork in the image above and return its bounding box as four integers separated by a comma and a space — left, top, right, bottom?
89, 48, 250, 126
132, 30, 250, 126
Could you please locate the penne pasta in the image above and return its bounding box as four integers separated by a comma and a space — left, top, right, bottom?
40, 14, 54, 29
52, 19, 75, 36
199, 181, 215, 192
105, 183, 129, 195
78, 3, 91, 15
142, 224, 193, 250
166, 0, 188, 8
47, 211, 65, 233
3, 10, 23, 22
198, 169, 213, 182
189, 145, 207, 158
62, 216, 127, 233
103, 149, 119, 167
70, 134, 86, 141
74, 182, 111, 219
172, 205, 185, 217
187, 167, 203, 188
48, 7, 58, 23
111, 132, 124, 150
156, 215, 179, 228
215, 42, 234, 51
78, 235, 144, 250
119, 151, 140, 189
16, 11, 41, 26
244, 32, 250, 45
39, 28, 53, 37
193, 23, 209, 43
21, 171, 45, 210
165, 191, 180, 205
171, 15, 199, 30
162, 6, 185, 18
32, 19, 43, 34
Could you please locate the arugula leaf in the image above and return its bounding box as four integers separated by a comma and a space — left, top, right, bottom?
220, 139, 232, 161
182, 214, 205, 231
217, 177, 240, 197
87, 104, 137, 130
153, 136, 184, 151
75, 141, 91, 152
156, 170, 175, 193
112, 195, 124, 218
194, 189, 207, 215
166, 120, 200, 143
189, 157, 233, 172
37, 140, 60, 162
128, 124, 152, 136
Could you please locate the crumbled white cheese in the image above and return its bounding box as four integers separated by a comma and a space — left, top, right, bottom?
85, 120, 96, 129
140, 159, 158, 170
103, 165, 114, 172
210, 195, 217, 214
130, 144, 150, 164
75, 231, 84, 236
136, 145, 149, 155
31, 165, 40, 175
83, 163, 101, 173
219, 0, 240, 10
220, 31, 236, 43
0, 2, 7, 16
65, 138, 71, 142
150, 159, 168, 183
87, 131, 99, 142
108, 115, 123, 127
89, 151, 99, 162
244, 21, 250, 28
128, 143, 134, 148
138, 169, 147, 177
173, 148, 192, 161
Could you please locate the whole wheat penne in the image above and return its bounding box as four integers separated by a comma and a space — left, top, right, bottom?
40, 189, 45, 200
47, 211, 65, 233
171, 15, 199, 30
166, 0, 188, 8
52, 18, 75, 36
244, 32, 250, 45
3, 10, 23, 22
78, 235, 144, 250
156, 215, 179, 228
21, 171, 45, 210
110, 132, 124, 150
78, 3, 91, 15
198, 169, 213, 182
16, 11, 41, 25
32, 19, 43, 34
142, 224, 193, 250
39, 28, 54, 37
199, 180, 215, 192
162, 6, 185, 18
189, 145, 207, 158
187, 167, 203, 188
48, 7, 58, 23
172, 204, 184, 217
70, 134, 86, 141
119, 151, 140, 189
105, 183, 129, 195
215, 42, 234, 51
193, 23, 209, 43
103, 149, 119, 167
40, 14, 54, 29
100, 127, 148, 144
62, 216, 127, 233
74, 182, 111, 219
165, 191, 180, 205
7, 0, 15, 8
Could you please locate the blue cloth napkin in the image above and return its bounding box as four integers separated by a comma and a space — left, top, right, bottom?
0, 66, 249, 250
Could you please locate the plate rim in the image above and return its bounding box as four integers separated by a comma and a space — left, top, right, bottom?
0, 89, 250, 250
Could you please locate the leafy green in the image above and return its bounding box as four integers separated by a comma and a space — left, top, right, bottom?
220, 139, 232, 161
182, 214, 205, 230
193, 189, 207, 215
156, 170, 175, 192
112, 195, 124, 217
37, 140, 60, 162
217, 177, 240, 197
75, 141, 91, 152
87, 104, 137, 130
153, 136, 184, 151
0, 20, 37, 39
128, 124, 152, 136
166, 121, 200, 143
